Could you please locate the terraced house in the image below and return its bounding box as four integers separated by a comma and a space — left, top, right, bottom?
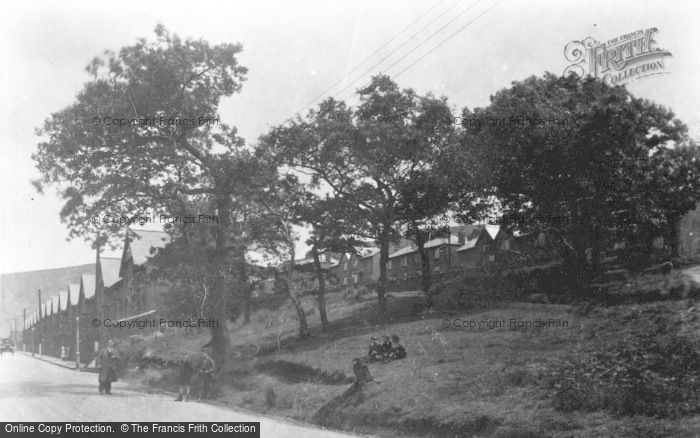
18, 228, 172, 364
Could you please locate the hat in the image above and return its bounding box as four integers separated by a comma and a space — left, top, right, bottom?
383, 334, 390, 340
370, 336, 377, 341
352, 357, 362, 363
391, 335, 400, 342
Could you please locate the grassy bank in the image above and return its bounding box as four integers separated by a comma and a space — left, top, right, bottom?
118, 272, 700, 437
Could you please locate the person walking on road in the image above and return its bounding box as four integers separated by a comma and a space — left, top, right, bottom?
97, 339, 120, 395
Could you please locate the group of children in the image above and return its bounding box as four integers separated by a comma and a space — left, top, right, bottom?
351, 334, 408, 388
367, 334, 406, 362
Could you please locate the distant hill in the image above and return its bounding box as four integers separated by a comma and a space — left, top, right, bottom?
1, 264, 95, 327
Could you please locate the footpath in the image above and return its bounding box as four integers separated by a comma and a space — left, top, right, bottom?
19, 350, 97, 372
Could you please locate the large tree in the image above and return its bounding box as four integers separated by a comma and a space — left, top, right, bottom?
263, 75, 457, 314
33, 25, 263, 366
466, 73, 696, 288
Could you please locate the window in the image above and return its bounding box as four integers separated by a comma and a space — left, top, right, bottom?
342, 277, 347, 285
401, 256, 408, 267
502, 239, 510, 250
352, 257, 358, 268
343, 261, 348, 271
388, 260, 393, 270
537, 233, 546, 247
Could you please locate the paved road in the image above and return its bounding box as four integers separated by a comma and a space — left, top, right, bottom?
0, 353, 359, 438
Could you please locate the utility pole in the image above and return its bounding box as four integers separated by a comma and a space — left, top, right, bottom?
37, 289, 42, 358
22, 309, 26, 352
75, 315, 80, 369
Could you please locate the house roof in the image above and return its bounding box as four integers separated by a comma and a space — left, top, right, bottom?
388, 236, 461, 259
59, 291, 69, 311
81, 274, 96, 299
101, 257, 122, 288
127, 229, 170, 266
68, 284, 80, 306
454, 225, 503, 252
0, 263, 94, 324
456, 236, 481, 252
485, 224, 500, 240
293, 256, 338, 270
359, 248, 380, 259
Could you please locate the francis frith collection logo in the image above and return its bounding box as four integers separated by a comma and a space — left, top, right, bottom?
563, 27, 672, 86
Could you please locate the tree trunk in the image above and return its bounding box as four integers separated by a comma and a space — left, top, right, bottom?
591, 224, 603, 273
377, 234, 389, 314
285, 236, 309, 338
311, 246, 329, 332
233, 244, 251, 324
669, 214, 680, 259
417, 240, 432, 309
208, 193, 233, 368
289, 291, 309, 338
570, 220, 589, 296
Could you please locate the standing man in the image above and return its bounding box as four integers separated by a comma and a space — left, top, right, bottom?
175, 350, 216, 402
190, 351, 216, 401
96, 339, 120, 394
174, 351, 195, 402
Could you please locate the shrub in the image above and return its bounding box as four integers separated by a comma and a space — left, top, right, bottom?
544, 333, 700, 418
342, 285, 373, 304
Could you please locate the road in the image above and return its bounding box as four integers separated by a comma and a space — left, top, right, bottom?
0, 353, 360, 438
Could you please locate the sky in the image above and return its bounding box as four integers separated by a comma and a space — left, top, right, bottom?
1, 0, 699, 275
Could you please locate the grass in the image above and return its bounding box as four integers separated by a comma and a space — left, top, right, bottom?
118, 271, 700, 437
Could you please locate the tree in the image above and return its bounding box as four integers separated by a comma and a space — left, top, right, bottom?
263, 75, 457, 314
297, 196, 367, 332
32, 25, 264, 366
635, 141, 700, 259
466, 73, 696, 289
397, 170, 451, 308
248, 173, 312, 339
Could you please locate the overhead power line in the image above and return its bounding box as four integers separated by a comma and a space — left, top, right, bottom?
295, 0, 456, 116
333, 0, 487, 102
392, 0, 503, 79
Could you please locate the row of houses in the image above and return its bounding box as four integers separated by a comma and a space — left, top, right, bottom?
12, 202, 700, 359
292, 202, 700, 294
289, 224, 560, 293
19, 229, 170, 363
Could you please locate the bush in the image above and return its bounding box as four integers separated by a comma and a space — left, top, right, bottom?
544, 333, 700, 418
342, 285, 373, 304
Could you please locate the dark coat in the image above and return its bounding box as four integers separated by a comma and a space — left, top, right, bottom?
352, 361, 373, 386
389, 343, 406, 360
367, 343, 383, 360
97, 347, 120, 383
176, 352, 215, 385
380, 341, 392, 355
175, 359, 195, 385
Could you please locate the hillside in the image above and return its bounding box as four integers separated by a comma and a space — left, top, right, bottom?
1, 264, 95, 322
119, 271, 700, 438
